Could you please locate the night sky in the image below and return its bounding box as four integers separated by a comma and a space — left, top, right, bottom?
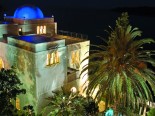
1, 0, 155, 45
1, 0, 155, 10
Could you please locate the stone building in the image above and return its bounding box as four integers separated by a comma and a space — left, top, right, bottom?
0, 5, 89, 113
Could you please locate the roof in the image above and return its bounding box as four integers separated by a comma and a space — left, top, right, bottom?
14, 5, 44, 19
13, 35, 58, 44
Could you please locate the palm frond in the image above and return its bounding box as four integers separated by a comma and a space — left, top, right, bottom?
81, 12, 155, 115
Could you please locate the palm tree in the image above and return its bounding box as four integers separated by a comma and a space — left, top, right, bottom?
81, 12, 155, 114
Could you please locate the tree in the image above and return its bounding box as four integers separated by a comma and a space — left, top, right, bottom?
81, 12, 155, 115
41, 88, 99, 116
0, 67, 26, 115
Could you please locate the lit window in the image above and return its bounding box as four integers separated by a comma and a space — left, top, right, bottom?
71, 50, 80, 68
46, 51, 60, 66
43, 25, 46, 34
0, 58, 4, 69
37, 25, 46, 34
16, 98, 20, 110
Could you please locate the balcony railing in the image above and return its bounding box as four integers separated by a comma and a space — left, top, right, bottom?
57, 30, 88, 40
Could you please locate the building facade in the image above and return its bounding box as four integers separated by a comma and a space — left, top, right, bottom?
0, 5, 89, 113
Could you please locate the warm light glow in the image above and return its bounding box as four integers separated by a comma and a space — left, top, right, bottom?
0, 58, 4, 69
18, 28, 22, 32
43, 25, 46, 34
55, 23, 57, 34
37, 26, 46, 34
16, 98, 20, 110
50, 53, 54, 64
40, 26, 42, 34
71, 52, 75, 64
46, 51, 60, 66
46, 53, 50, 65
71, 50, 80, 68
70, 87, 77, 93
37, 26, 39, 34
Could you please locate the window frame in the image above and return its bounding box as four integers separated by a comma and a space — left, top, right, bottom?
46, 51, 60, 66
37, 25, 46, 34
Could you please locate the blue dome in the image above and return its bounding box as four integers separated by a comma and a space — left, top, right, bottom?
14, 5, 44, 19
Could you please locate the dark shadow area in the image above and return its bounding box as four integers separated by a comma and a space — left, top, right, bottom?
111, 6, 155, 17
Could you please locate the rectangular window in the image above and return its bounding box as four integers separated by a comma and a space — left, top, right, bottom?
46, 51, 60, 66
46, 53, 51, 65
37, 25, 46, 34
71, 50, 80, 68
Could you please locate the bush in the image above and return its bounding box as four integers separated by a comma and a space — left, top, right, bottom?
41, 88, 99, 116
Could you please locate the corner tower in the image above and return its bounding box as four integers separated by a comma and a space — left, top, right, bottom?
0, 5, 89, 114
3, 5, 57, 37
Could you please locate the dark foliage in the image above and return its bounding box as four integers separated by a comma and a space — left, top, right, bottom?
0, 67, 26, 115
42, 88, 99, 116
83, 96, 99, 116
23, 105, 35, 116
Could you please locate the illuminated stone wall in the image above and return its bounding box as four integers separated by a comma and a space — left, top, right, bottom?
0, 42, 37, 111
34, 47, 67, 112
18, 23, 56, 36
66, 41, 90, 93
0, 41, 68, 112
0, 22, 56, 37
0, 38, 90, 114
0, 5, 90, 113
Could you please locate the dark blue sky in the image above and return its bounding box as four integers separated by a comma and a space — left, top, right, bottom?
1, 0, 155, 9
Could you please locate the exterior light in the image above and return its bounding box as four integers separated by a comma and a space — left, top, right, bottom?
70, 87, 77, 93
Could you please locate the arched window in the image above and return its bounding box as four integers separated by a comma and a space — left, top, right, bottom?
0, 58, 4, 69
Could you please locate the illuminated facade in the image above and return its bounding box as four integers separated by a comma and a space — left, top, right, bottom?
0, 5, 89, 113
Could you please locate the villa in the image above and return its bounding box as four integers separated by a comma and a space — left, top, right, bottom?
0, 5, 89, 113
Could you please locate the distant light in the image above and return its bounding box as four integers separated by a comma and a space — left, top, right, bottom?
52, 15, 54, 18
